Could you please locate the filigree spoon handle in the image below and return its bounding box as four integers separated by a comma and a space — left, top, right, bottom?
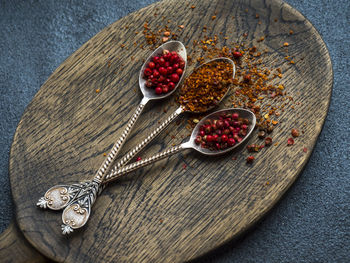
105, 142, 191, 183
37, 97, 148, 211
113, 106, 184, 170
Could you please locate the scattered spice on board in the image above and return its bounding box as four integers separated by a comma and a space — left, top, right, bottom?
246, 156, 255, 163
178, 60, 233, 112
265, 137, 272, 146
287, 138, 294, 146
291, 128, 300, 137
132, 15, 298, 161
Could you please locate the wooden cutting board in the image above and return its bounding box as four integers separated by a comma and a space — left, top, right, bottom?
8, 0, 332, 262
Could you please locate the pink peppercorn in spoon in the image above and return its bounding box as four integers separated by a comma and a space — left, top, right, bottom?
104, 108, 256, 184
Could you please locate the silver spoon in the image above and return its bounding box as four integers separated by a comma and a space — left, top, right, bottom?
59, 58, 235, 234
104, 107, 256, 184
37, 41, 187, 228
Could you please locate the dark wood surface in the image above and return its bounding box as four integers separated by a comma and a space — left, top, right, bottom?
7, 0, 332, 262
0, 222, 46, 263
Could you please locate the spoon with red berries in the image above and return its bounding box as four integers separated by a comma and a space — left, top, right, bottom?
37, 41, 187, 234
104, 108, 256, 184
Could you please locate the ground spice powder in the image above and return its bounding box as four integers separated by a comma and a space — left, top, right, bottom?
178, 61, 233, 112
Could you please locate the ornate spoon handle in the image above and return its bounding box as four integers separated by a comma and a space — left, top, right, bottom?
94, 97, 149, 183
37, 98, 148, 212
104, 142, 192, 183
59, 97, 150, 234
113, 106, 184, 170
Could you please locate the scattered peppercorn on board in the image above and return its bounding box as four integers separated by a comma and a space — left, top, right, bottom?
7, 0, 332, 262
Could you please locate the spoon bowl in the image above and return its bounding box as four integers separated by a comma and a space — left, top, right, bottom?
188, 57, 235, 114
139, 41, 187, 100
189, 108, 256, 155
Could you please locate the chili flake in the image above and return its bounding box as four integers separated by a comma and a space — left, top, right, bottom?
287, 138, 294, 146
246, 156, 255, 163
178, 60, 233, 112
291, 128, 300, 137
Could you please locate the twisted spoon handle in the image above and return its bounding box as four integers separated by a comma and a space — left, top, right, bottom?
112, 106, 184, 171
94, 97, 149, 183
104, 142, 191, 183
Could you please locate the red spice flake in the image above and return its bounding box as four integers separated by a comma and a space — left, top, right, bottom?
247, 144, 260, 152
120, 44, 125, 48
287, 138, 294, 146
291, 128, 300, 137
159, 219, 164, 223
178, 25, 184, 29
182, 163, 187, 169
178, 60, 233, 112
303, 147, 308, 153
255, 14, 260, 18
211, 15, 217, 20
289, 30, 294, 35
265, 137, 273, 146
232, 156, 237, 160
246, 156, 255, 163
136, 156, 142, 161
95, 89, 101, 93
190, 5, 196, 9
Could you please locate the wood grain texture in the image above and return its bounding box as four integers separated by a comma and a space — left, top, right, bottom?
8, 0, 332, 262
0, 222, 46, 263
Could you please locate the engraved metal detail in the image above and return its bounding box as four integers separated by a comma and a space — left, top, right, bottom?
61, 180, 99, 234
94, 101, 146, 182
37, 184, 82, 210
114, 106, 183, 170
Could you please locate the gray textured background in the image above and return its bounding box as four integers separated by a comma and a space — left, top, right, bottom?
0, 0, 349, 262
